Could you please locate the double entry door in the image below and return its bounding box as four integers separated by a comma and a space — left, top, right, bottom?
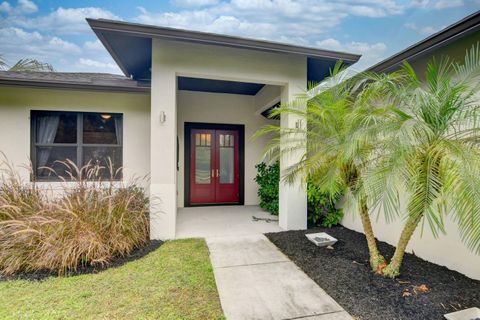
189, 126, 241, 205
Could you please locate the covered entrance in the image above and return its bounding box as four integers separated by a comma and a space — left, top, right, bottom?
185, 122, 244, 206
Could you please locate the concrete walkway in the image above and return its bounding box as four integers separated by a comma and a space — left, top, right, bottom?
206, 234, 352, 320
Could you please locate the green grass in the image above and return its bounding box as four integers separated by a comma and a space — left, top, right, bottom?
0, 239, 225, 320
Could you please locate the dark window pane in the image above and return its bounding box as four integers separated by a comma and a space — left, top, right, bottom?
35, 113, 77, 144
83, 146, 122, 179
35, 147, 77, 179
83, 114, 121, 144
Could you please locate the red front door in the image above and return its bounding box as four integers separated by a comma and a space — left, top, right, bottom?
190, 129, 240, 204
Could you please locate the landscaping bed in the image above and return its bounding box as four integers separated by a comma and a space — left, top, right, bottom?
266, 226, 480, 320
0, 240, 163, 281
0, 239, 224, 320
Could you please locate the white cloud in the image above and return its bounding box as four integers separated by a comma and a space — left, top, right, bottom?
48, 37, 81, 53
77, 58, 118, 70
171, 0, 220, 6
405, 22, 439, 35
0, 1, 11, 13
14, 7, 120, 34
17, 0, 37, 14
0, 26, 42, 42
433, 0, 464, 9
316, 38, 388, 70
408, 0, 429, 8
84, 39, 105, 51
0, 0, 37, 15
0, 27, 81, 66
134, 0, 414, 42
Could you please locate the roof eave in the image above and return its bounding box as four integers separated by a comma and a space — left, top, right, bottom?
0, 78, 150, 93
86, 18, 361, 64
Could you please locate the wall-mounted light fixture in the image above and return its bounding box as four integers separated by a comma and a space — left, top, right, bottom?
295, 119, 304, 129
159, 111, 166, 123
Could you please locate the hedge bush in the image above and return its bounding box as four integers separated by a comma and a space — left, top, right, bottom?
307, 179, 343, 227
0, 159, 150, 275
255, 162, 343, 226
254, 162, 280, 215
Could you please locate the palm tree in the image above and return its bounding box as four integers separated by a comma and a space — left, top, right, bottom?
256, 63, 387, 271
363, 44, 480, 277
0, 54, 54, 72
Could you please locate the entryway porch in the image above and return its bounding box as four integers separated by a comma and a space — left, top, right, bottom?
176, 205, 282, 239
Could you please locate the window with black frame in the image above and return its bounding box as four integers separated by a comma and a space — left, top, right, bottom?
31, 111, 123, 181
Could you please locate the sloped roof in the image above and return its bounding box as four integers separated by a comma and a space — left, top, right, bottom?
0, 71, 149, 93
87, 18, 361, 83
369, 10, 480, 73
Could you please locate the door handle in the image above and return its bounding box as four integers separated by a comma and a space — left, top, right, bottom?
216, 169, 219, 178
211, 169, 215, 178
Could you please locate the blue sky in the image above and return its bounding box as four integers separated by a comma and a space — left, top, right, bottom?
0, 0, 478, 74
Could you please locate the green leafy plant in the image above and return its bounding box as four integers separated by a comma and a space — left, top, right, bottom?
255, 62, 387, 272
0, 158, 149, 275
307, 179, 343, 228
255, 161, 343, 226
254, 162, 280, 215
360, 44, 480, 277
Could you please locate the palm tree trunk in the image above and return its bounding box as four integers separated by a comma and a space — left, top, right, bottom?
359, 196, 385, 272
383, 213, 423, 278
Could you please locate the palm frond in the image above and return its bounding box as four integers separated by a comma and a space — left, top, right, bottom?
0, 55, 7, 71
9, 59, 55, 72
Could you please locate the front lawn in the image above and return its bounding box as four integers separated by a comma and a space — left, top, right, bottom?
0, 239, 224, 320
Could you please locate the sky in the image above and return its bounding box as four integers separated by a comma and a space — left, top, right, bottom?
0, 0, 478, 75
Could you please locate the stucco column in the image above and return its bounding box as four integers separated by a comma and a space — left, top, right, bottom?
279, 84, 307, 230
149, 39, 177, 239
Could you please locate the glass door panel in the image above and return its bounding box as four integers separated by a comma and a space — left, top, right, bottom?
195, 133, 212, 184
215, 130, 239, 203
190, 129, 216, 204
219, 134, 234, 184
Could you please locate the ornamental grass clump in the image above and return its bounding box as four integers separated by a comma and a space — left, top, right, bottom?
0, 158, 149, 275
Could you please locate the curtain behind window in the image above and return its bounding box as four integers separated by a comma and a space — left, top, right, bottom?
37, 115, 60, 169
114, 116, 122, 144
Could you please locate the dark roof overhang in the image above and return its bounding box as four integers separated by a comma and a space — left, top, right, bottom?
0, 72, 150, 93
369, 10, 480, 73
87, 18, 361, 83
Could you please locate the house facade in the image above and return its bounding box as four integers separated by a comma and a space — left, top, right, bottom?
0, 18, 360, 240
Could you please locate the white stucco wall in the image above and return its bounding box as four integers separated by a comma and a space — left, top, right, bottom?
342, 208, 480, 280
0, 87, 151, 184
177, 90, 276, 207
150, 38, 307, 239
341, 32, 480, 280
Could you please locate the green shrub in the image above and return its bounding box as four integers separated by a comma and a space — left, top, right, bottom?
307, 180, 343, 228
0, 159, 150, 275
254, 161, 343, 226
254, 162, 280, 215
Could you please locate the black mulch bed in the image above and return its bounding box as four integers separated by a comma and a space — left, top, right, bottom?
266, 226, 480, 320
0, 240, 163, 282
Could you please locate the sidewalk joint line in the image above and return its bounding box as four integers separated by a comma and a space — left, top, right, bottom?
282, 310, 346, 320
215, 260, 290, 269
